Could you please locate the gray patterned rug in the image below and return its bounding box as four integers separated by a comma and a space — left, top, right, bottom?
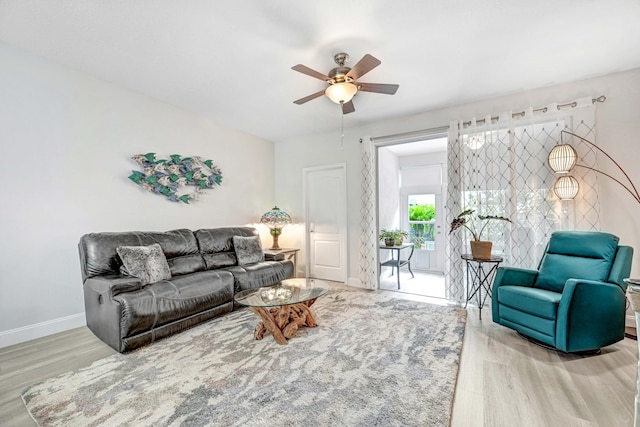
22, 289, 466, 427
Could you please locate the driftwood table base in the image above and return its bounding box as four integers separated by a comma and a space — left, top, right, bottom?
251, 299, 318, 345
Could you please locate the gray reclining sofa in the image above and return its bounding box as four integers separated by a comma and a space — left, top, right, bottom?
79, 227, 294, 352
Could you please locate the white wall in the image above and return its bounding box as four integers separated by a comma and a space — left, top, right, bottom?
0, 44, 276, 346
399, 151, 447, 174
275, 67, 640, 284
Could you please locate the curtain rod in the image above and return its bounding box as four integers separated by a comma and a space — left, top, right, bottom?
462, 95, 606, 127
368, 125, 450, 145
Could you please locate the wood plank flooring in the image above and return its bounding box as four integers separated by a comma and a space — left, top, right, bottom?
450, 306, 637, 427
0, 327, 115, 426
0, 287, 637, 426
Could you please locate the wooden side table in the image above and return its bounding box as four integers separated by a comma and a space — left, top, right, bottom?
461, 254, 503, 319
625, 281, 640, 425
263, 248, 300, 278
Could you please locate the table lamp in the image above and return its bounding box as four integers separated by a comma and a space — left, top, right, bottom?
260, 206, 292, 250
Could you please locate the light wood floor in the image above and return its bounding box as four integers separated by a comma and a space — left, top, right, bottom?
1, 287, 637, 426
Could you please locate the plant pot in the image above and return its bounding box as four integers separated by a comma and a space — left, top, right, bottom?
470, 240, 492, 260
395, 238, 403, 246
384, 238, 395, 247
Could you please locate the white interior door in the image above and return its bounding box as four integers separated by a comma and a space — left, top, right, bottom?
303, 164, 347, 282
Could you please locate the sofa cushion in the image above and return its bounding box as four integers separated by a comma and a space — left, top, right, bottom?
233, 235, 264, 265
79, 229, 205, 280
113, 270, 234, 339
497, 285, 562, 320
195, 227, 259, 269
117, 244, 171, 285
220, 260, 293, 293
535, 231, 619, 293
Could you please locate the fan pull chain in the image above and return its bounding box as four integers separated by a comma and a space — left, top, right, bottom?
340, 112, 344, 151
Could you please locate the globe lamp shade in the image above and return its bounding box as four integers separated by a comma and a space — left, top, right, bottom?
553, 176, 579, 200
325, 82, 357, 104
548, 144, 577, 174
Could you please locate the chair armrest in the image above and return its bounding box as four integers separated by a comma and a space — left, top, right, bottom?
492, 267, 538, 323
493, 266, 538, 288
609, 245, 634, 290
84, 275, 142, 298
556, 279, 626, 352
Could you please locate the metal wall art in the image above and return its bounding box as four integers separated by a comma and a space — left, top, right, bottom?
128, 153, 223, 203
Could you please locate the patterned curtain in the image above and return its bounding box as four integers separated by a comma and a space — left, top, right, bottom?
359, 137, 378, 289
445, 98, 599, 303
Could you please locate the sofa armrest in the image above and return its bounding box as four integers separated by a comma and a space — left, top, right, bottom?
84, 275, 140, 353
556, 278, 626, 352
84, 275, 142, 298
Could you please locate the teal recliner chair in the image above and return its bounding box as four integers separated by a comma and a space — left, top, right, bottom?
492, 231, 633, 353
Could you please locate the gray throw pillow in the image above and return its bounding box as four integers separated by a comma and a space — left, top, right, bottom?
233, 235, 265, 266
116, 243, 171, 285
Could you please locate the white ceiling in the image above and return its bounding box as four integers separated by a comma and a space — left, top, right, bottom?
1, 1, 639, 143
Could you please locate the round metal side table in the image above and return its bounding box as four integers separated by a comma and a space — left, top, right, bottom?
461, 254, 503, 319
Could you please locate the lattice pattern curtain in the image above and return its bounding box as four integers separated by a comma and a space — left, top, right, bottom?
445, 98, 600, 303
359, 137, 378, 289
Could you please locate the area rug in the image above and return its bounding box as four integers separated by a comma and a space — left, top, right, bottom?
22, 289, 466, 427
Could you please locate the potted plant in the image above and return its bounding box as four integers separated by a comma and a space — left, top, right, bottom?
449, 209, 511, 259
379, 229, 398, 247
393, 229, 409, 246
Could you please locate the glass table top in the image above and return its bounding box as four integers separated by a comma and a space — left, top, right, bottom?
234, 278, 330, 308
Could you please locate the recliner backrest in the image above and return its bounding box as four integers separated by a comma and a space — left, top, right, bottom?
78, 229, 205, 281
195, 227, 259, 269
535, 231, 619, 293
608, 245, 634, 290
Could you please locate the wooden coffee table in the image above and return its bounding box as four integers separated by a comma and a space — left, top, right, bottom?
234, 278, 329, 345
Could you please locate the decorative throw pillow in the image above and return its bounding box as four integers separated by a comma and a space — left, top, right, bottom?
116, 243, 171, 285
233, 235, 265, 266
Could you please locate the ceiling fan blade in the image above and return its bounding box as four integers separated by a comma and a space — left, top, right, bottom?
342, 100, 355, 114
357, 83, 399, 95
291, 64, 330, 81
293, 89, 326, 105
346, 54, 381, 81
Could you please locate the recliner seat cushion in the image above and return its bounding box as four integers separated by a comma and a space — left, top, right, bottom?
497, 286, 562, 320
535, 231, 619, 292
113, 270, 233, 339
221, 261, 293, 292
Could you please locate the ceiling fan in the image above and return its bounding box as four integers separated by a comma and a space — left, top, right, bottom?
292, 53, 399, 114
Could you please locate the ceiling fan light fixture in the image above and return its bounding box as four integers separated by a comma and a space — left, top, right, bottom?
325, 82, 357, 104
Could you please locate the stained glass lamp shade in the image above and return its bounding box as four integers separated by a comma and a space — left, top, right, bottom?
260, 206, 292, 250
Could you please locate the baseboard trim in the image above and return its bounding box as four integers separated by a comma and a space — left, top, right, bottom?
626, 314, 635, 324
0, 312, 86, 349
347, 277, 368, 289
